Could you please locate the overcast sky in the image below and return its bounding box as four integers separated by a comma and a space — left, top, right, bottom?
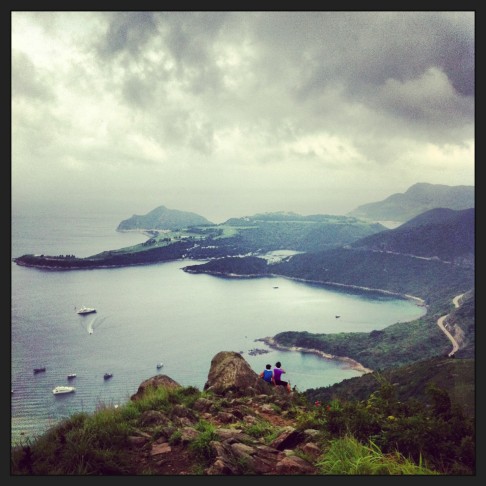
12, 11, 474, 224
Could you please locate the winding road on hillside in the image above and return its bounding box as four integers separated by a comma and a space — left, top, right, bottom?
437, 293, 464, 357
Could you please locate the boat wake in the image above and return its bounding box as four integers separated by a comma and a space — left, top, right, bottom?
86, 316, 107, 335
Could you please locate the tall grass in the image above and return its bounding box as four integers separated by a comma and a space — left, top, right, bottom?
316, 435, 438, 475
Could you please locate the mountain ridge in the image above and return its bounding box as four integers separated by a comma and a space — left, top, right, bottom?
347, 182, 474, 222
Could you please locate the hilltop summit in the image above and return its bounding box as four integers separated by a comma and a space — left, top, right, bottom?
117, 205, 213, 231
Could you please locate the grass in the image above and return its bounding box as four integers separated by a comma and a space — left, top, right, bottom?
11, 381, 472, 475
11, 385, 201, 475
188, 420, 218, 465
316, 435, 438, 475
240, 419, 281, 444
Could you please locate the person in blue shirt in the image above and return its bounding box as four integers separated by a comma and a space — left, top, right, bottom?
259, 364, 274, 384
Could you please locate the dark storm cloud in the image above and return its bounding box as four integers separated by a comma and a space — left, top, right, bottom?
161, 11, 229, 65
93, 11, 231, 109
96, 11, 159, 59
12, 11, 474, 221
250, 13, 473, 107
121, 74, 156, 109
242, 11, 474, 144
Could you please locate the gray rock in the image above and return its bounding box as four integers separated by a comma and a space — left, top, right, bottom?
204, 351, 273, 396
275, 454, 317, 474
130, 375, 181, 401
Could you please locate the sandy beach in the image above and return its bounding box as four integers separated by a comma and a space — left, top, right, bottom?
259, 336, 373, 374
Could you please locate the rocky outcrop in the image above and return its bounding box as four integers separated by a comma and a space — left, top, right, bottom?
130, 374, 181, 401
204, 351, 277, 396
127, 351, 319, 475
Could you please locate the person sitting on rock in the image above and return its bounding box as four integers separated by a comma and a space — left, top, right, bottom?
273, 361, 291, 393
259, 364, 275, 385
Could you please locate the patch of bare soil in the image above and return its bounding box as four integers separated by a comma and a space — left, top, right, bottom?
131, 442, 197, 475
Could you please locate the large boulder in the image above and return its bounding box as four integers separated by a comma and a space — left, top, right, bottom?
204, 351, 273, 396
130, 374, 181, 401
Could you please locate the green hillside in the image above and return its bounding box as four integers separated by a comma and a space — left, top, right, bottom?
117, 205, 214, 230
350, 208, 474, 264
304, 356, 475, 419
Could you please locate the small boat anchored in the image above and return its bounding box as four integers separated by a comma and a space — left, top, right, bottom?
67, 373, 77, 380
77, 306, 96, 315
156, 363, 163, 369
33, 367, 46, 374
52, 386, 76, 395
104, 373, 113, 380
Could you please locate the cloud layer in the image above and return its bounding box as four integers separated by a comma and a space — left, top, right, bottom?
12, 12, 474, 222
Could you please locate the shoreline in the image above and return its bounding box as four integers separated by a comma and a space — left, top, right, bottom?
11, 254, 428, 310
259, 336, 373, 375
184, 267, 427, 308
267, 273, 426, 307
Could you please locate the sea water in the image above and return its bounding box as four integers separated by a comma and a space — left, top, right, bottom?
11, 207, 426, 444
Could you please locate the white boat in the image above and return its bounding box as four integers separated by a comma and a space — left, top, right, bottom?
156, 363, 163, 369
77, 306, 96, 315
67, 373, 77, 380
52, 386, 76, 395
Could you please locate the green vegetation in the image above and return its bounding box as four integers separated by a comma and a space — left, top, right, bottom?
184, 256, 269, 276
270, 289, 474, 374
316, 436, 438, 475
272, 314, 449, 372
188, 420, 218, 464
271, 248, 473, 303
11, 204, 475, 475
116, 205, 213, 231
305, 357, 475, 419
13, 214, 386, 268
350, 208, 474, 263
11, 377, 474, 475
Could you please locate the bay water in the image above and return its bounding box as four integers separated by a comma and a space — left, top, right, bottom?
11, 207, 426, 445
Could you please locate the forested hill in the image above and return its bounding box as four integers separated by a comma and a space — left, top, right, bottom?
14, 213, 386, 268
213, 213, 387, 253
347, 183, 474, 222
117, 205, 213, 231
349, 207, 474, 266
266, 288, 474, 374
304, 355, 475, 419
269, 247, 473, 304
184, 206, 474, 305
